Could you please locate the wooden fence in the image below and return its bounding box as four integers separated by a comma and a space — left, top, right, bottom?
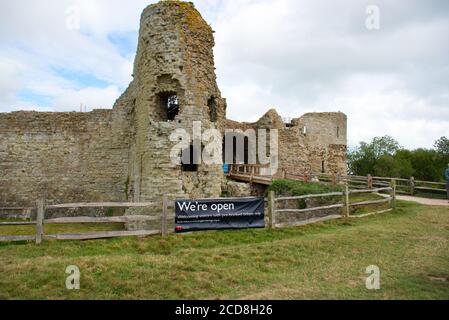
229, 164, 446, 197
0, 197, 174, 244
267, 183, 396, 229
0, 181, 397, 243
312, 172, 446, 197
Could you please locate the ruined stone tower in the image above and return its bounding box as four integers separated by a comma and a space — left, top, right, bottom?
0, 0, 347, 208
118, 1, 228, 201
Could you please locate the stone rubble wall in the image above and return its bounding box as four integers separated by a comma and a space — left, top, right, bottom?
0, 110, 131, 207
125, 1, 226, 202
224, 110, 347, 177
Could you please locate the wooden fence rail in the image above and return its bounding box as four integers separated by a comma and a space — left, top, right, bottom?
267, 182, 396, 229
0, 180, 397, 243
0, 196, 173, 244
229, 164, 446, 197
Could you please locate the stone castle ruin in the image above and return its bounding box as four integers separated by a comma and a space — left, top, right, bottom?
0, 1, 347, 207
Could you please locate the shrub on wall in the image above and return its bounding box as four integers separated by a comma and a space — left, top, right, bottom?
267, 179, 342, 209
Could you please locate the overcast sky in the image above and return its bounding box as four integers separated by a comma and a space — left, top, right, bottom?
0, 0, 448, 149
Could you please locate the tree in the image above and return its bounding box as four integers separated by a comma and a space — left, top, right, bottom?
348, 136, 446, 181
434, 136, 449, 157
371, 136, 401, 158
373, 155, 398, 177
409, 149, 441, 181
393, 149, 414, 178
433, 136, 449, 182
348, 136, 401, 175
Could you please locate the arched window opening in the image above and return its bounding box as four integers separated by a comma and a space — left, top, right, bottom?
158, 92, 179, 121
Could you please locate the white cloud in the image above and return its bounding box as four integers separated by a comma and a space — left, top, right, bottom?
0, 0, 448, 149
52, 85, 121, 112
0, 59, 22, 109
211, 0, 449, 148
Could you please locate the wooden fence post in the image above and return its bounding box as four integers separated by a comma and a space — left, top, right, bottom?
410, 176, 415, 196
367, 174, 373, 189
342, 184, 350, 218
390, 180, 397, 209
161, 196, 168, 237
268, 191, 276, 229
35, 199, 45, 245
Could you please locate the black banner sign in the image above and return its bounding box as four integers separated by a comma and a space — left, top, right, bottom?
175, 197, 265, 233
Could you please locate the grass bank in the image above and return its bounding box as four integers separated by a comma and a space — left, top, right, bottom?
0, 201, 448, 299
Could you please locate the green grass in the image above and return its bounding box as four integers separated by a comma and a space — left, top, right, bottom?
0, 223, 123, 237
0, 201, 448, 300
268, 179, 342, 209
268, 179, 342, 196
267, 179, 388, 214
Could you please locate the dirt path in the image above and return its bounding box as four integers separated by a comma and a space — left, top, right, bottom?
376, 193, 448, 206
395, 195, 449, 206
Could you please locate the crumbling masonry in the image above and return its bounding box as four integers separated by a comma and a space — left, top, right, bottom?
0, 1, 347, 207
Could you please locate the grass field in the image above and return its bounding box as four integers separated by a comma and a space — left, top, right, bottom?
0, 200, 448, 300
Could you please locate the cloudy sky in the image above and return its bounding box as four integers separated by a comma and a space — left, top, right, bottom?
0, 0, 448, 149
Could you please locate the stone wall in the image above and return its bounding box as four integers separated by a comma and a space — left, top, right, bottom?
123, 1, 226, 201
0, 110, 131, 207
224, 109, 347, 177
294, 112, 347, 175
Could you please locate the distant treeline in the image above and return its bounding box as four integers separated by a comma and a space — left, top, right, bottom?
348, 136, 449, 182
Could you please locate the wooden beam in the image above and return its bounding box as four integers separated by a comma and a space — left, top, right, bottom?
349, 198, 392, 207
161, 196, 168, 237
35, 199, 45, 245
44, 215, 159, 224
276, 203, 343, 214
414, 186, 446, 192
0, 235, 35, 242
46, 202, 159, 209
350, 208, 393, 219
349, 187, 392, 194
414, 180, 446, 186
43, 230, 161, 241
276, 192, 343, 201
268, 191, 275, 229
275, 215, 341, 228
0, 221, 36, 226
343, 184, 350, 218
390, 180, 397, 209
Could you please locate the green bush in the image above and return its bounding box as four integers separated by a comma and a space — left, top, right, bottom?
267, 179, 341, 196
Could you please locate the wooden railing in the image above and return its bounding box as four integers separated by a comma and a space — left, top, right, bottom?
267, 183, 396, 229
228, 164, 274, 185
229, 164, 446, 197
0, 176, 400, 243
0, 197, 174, 244
314, 173, 446, 197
